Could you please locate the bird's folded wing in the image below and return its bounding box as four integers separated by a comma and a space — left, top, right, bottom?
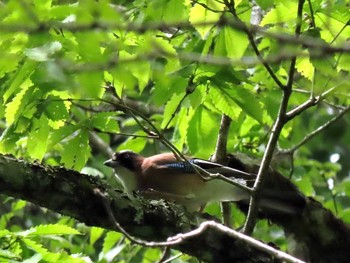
162, 158, 255, 181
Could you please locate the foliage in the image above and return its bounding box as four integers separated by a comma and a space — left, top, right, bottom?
0, 0, 349, 262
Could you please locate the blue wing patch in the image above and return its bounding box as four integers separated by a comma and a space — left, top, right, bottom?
164, 160, 197, 173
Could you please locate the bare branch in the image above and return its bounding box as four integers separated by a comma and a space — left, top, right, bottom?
212, 114, 233, 226
243, 0, 306, 235
285, 86, 340, 120
282, 106, 350, 154
168, 221, 306, 263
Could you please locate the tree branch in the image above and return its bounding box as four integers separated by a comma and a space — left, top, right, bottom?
282, 106, 350, 154
1, 154, 350, 262
0, 154, 294, 262
223, 0, 285, 90
212, 114, 232, 226
243, 0, 306, 235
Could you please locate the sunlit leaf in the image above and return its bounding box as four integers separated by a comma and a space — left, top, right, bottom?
91, 112, 120, 133
61, 129, 91, 171
28, 224, 81, 236
3, 60, 37, 102
27, 115, 50, 160
117, 133, 147, 153
296, 57, 314, 81
5, 84, 35, 125
90, 227, 105, 246
187, 107, 218, 157
224, 27, 249, 59
161, 93, 185, 129
103, 231, 123, 254
209, 86, 240, 120
188, 1, 224, 38
261, 1, 297, 27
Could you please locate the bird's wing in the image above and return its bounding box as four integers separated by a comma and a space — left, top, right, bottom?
191, 158, 254, 178
162, 158, 254, 180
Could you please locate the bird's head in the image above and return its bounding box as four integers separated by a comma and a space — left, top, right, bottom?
104, 150, 143, 193
104, 150, 141, 171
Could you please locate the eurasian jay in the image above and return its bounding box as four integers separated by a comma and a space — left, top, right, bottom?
104, 150, 305, 213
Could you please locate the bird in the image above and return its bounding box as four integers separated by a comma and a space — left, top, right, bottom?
104, 150, 305, 213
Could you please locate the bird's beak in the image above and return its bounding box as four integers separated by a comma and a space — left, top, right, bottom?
104, 159, 117, 168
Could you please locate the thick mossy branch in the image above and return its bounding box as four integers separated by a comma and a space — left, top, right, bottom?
1, 154, 350, 262
0, 154, 277, 262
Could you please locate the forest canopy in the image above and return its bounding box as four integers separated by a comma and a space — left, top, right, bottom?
0, 0, 349, 262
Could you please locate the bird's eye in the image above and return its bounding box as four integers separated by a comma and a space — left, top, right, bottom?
124, 153, 130, 159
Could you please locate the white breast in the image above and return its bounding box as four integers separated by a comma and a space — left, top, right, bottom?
113, 166, 138, 194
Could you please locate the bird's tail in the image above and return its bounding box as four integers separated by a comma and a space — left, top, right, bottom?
226, 154, 306, 215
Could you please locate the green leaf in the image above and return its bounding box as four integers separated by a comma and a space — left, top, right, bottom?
28, 224, 81, 236
91, 112, 120, 133
126, 61, 151, 93
213, 29, 227, 56
187, 107, 218, 157
27, 115, 50, 160
22, 238, 50, 258
338, 53, 350, 71
90, 227, 105, 246
0, 248, 20, 261
224, 27, 249, 59
110, 65, 138, 92
22, 238, 85, 263
42, 95, 70, 128
103, 231, 123, 253
5, 85, 35, 125
3, 59, 38, 102
255, 0, 275, 9
76, 72, 104, 98
339, 208, 350, 224
296, 57, 314, 81
209, 87, 241, 120
0, 53, 20, 79
295, 177, 314, 196
202, 31, 215, 55
117, 134, 147, 153
0, 124, 20, 154
188, 85, 205, 108
48, 125, 79, 149
161, 93, 185, 129
316, 12, 350, 43
151, 76, 187, 106
166, 0, 187, 22
144, 36, 180, 73
12, 200, 26, 211
0, 229, 11, 238
61, 129, 91, 170
172, 107, 192, 151
261, 1, 297, 27
188, 1, 223, 39
230, 85, 263, 124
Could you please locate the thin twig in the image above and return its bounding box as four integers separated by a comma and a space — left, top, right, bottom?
282, 106, 350, 154
286, 86, 337, 120
192, 0, 228, 13
191, 163, 254, 193
307, 0, 316, 28
2, 17, 350, 57
167, 221, 306, 263
223, 0, 285, 90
